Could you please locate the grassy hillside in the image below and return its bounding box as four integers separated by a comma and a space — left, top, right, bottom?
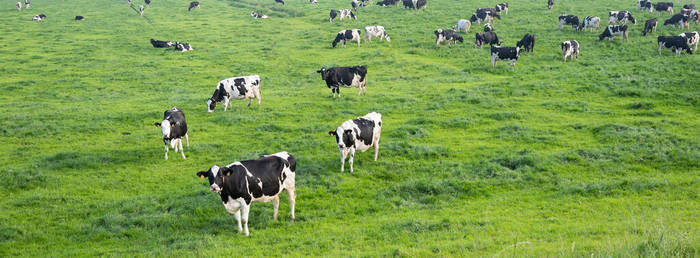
1, 0, 698, 256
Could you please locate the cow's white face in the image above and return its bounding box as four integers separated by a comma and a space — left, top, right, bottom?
160, 120, 172, 138
197, 165, 224, 193
330, 127, 355, 149
207, 98, 215, 113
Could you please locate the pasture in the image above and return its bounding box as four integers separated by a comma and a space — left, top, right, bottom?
1, 0, 699, 256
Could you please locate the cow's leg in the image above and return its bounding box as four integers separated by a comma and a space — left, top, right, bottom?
223, 96, 230, 111
659, 44, 663, 55
241, 203, 250, 236
180, 139, 186, 159
255, 88, 261, 107
491, 55, 496, 67
288, 188, 296, 220
357, 38, 361, 47
339, 148, 347, 172
164, 144, 168, 160
348, 148, 356, 173
358, 86, 362, 96
362, 81, 367, 96
185, 133, 189, 147
248, 97, 252, 107
272, 195, 280, 221
234, 209, 243, 233
374, 142, 379, 161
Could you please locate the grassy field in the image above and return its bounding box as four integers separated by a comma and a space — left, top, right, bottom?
1, 0, 699, 256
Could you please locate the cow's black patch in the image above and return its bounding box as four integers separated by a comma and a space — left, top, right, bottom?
234, 78, 248, 96
352, 118, 375, 146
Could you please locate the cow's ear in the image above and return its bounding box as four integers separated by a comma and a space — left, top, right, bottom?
220, 167, 233, 176
329, 131, 337, 136
197, 171, 206, 179
154, 122, 161, 127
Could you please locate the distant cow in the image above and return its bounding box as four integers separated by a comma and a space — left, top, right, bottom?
547, 0, 553, 10
145, 0, 150, 5
174, 42, 193, 52
251, 11, 268, 19
196, 152, 296, 236
351, 0, 358, 10
139, 5, 144, 16
275, 0, 285, 4
364, 26, 390, 42
329, 112, 382, 173
483, 23, 493, 32
680, 31, 699, 51
643, 18, 657, 36
475, 31, 500, 47
24, 0, 29, 8
658, 36, 693, 55
599, 25, 628, 40
330, 9, 355, 22
316, 66, 367, 97
188, 1, 199, 11
579, 16, 601, 32
332, 29, 362, 47
154, 107, 189, 160
638, 0, 652, 11
664, 14, 689, 29
376, 0, 399, 6
309, 0, 317, 3
608, 11, 636, 25
559, 15, 580, 30
75, 16, 85, 20
490, 46, 521, 67
495, 3, 508, 14
684, 4, 696, 9
516, 33, 535, 52
150, 38, 173, 47
16, 2, 21, 10
562, 40, 579, 62
654, 2, 674, 14
207, 75, 262, 112
435, 29, 463, 46
453, 19, 471, 32
32, 14, 46, 21
402, 0, 426, 9
471, 11, 499, 24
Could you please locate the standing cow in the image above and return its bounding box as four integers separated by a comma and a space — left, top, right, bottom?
664, 14, 690, 29
680, 31, 699, 51
154, 107, 189, 160
548, 0, 554, 10
24, 0, 29, 9
562, 40, 579, 62
435, 29, 464, 46
364, 26, 390, 42
316, 66, 367, 97
16, 2, 21, 10
599, 25, 628, 41
658, 36, 693, 55
330, 9, 356, 22
495, 3, 508, 14
188, 1, 199, 11
196, 152, 296, 236
579, 16, 601, 32
490, 46, 521, 67
654, 2, 674, 14
559, 14, 580, 30
207, 75, 262, 112
453, 19, 471, 32
643, 18, 657, 36
516, 33, 535, 52
475, 31, 500, 47
329, 112, 382, 173
332, 29, 362, 47
608, 11, 636, 25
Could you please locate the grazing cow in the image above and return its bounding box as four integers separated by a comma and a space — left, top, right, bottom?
638, 0, 652, 11
188, 1, 199, 11
376, 0, 399, 6
435, 29, 463, 46
275, 0, 285, 4
658, 36, 693, 55
495, 3, 508, 14
579, 16, 601, 32
330, 9, 355, 22
516, 33, 535, 52
484, 23, 493, 32
643, 18, 657, 36
17, 2, 22, 10
402, 0, 426, 9
139, 5, 144, 16
608, 11, 636, 25
470, 11, 497, 24
328, 112, 382, 173
664, 14, 689, 29
599, 25, 628, 40
316, 66, 367, 97
475, 31, 500, 47
174, 42, 193, 52
207, 75, 262, 112
559, 14, 580, 30
145, 0, 150, 5
75, 16, 85, 20
364, 26, 390, 42
654, 2, 674, 14
562, 40, 579, 62
690, 10, 699, 24
679, 31, 699, 51
477, 7, 498, 14
32, 14, 46, 21
332, 29, 362, 48
154, 107, 189, 160
352, 0, 358, 10
490, 46, 521, 67
24, 0, 29, 9
453, 19, 471, 32
251, 11, 268, 19
196, 152, 296, 236
548, 0, 554, 10
151, 38, 174, 47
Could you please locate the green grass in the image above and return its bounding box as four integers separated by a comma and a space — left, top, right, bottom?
1, 0, 699, 256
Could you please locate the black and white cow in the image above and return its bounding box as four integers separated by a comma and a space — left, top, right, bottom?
562, 40, 579, 62
316, 66, 367, 97
516, 33, 535, 52
654, 2, 674, 14
139, 5, 144, 16
154, 107, 189, 160
32, 14, 46, 21
547, 0, 553, 10
196, 152, 296, 236
680, 31, 699, 51
643, 18, 657, 36
207, 75, 261, 112
188, 1, 199, 11
477, 7, 498, 14
150, 38, 174, 48
330, 9, 355, 22
376, 0, 399, 6
684, 4, 696, 9
470, 11, 498, 24
364, 26, 390, 42
559, 14, 580, 30
24, 0, 29, 9
495, 3, 508, 14
608, 11, 636, 25
251, 11, 268, 19
309, 0, 317, 4
475, 31, 500, 47
638, 0, 652, 11
351, 0, 358, 11
328, 112, 382, 173
579, 16, 601, 32
484, 23, 493, 32
658, 36, 693, 55
75, 16, 85, 20
490, 46, 520, 67
435, 29, 463, 46
664, 14, 689, 29
275, 0, 285, 4
332, 29, 362, 47
599, 25, 628, 41
145, 0, 150, 5
453, 19, 471, 32
174, 42, 193, 52
16, 1, 21, 10
402, 0, 426, 9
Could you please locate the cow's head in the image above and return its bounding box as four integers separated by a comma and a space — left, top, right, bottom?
384, 32, 391, 42
316, 67, 329, 80
197, 165, 233, 193
154, 119, 173, 139
628, 14, 637, 24
207, 98, 216, 113
329, 128, 355, 149
493, 13, 501, 20
456, 35, 464, 43
475, 33, 483, 47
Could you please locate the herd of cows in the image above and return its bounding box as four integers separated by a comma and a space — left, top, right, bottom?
14, 0, 699, 236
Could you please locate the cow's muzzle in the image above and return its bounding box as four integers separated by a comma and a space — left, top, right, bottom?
210, 184, 222, 193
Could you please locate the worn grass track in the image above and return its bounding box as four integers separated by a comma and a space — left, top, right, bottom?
0, 0, 698, 256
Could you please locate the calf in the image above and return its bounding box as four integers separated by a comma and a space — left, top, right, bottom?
75, 16, 85, 20
559, 15, 580, 30
188, 1, 199, 11
196, 152, 296, 236
150, 38, 174, 48
32, 14, 46, 21
638, 0, 652, 11
516, 33, 535, 52
16, 2, 21, 10
679, 31, 699, 51
470, 11, 498, 24
453, 19, 471, 32
207, 75, 262, 112
643, 18, 657, 36
562, 40, 579, 62
251, 11, 268, 19
548, 0, 553, 10
435, 29, 463, 46
490, 46, 521, 67
484, 23, 493, 32
330, 9, 355, 22
154, 107, 189, 160
329, 112, 382, 173
364, 26, 390, 42
316, 66, 367, 97
654, 2, 674, 14
174, 42, 193, 52
332, 29, 362, 47
579, 16, 600, 32
599, 25, 628, 41
475, 31, 500, 47
495, 3, 508, 14
608, 11, 636, 25
664, 14, 689, 29
402, 0, 426, 9
658, 36, 693, 55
